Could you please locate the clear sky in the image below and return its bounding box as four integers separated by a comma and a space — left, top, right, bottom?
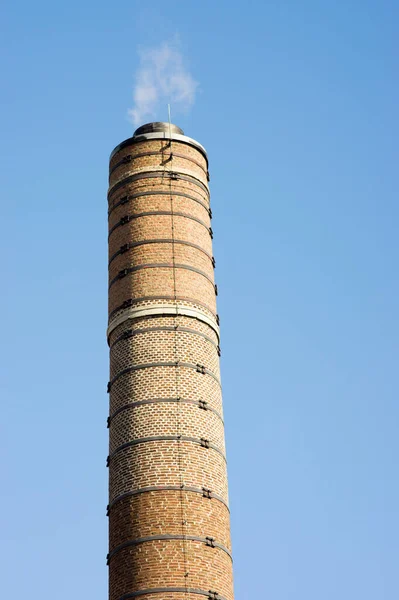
1, 1, 398, 598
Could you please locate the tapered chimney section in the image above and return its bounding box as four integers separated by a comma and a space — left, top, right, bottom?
107, 122, 234, 600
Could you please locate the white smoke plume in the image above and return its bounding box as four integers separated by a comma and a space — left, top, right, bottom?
128, 41, 198, 127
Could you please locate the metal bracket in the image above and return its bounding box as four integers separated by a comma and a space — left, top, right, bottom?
196, 364, 206, 374
106, 456, 110, 467
122, 299, 134, 308
214, 284, 218, 296
106, 417, 110, 428
212, 257, 216, 268
205, 536, 215, 548
162, 153, 173, 164
107, 382, 111, 393
200, 438, 210, 449
217, 346, 221, 357
216, 314, 220, 325
118, 268, 128, 279
119, 195, 128, 205
168, 172, 179, 180
209, 227, 213, 239
208, 592, 219, 600
121, 155, 131, 164
208, 207, 213, 218
202, 487, 212, 499
198, 400, 208, 411
120, 215, 130, 225
120, 243, 129, 254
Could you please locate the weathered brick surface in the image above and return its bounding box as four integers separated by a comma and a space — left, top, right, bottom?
109, 542, 233, 600
109, 364, 223, 415
108, 264, 216, 315
108, 441, 228, 504
109, 314, 219, 348
108, 179, 210, 224
109, 140, 208, 187
109, 241, 214, 283
109, 402, 226, 455
108, 211, 212, 267
109, 328, 220, 378
107, 128, 233, 600
109, 139, 208, 175
109, 491, 231, 549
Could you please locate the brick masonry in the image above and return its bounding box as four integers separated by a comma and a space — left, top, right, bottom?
107, 124, 234, 600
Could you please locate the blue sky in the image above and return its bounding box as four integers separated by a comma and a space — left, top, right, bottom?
1, 1, 398, 598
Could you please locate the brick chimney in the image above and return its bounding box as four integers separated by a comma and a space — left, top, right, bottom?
107, 122, 234, 600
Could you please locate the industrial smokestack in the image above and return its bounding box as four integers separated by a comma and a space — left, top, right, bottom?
106, 122, 234, 600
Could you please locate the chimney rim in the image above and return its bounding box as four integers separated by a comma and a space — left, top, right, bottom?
109, 127, 208, 164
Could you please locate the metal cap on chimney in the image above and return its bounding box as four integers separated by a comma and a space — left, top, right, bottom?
133, 122, 184, 136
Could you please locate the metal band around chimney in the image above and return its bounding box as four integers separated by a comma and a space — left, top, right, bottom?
108, 296, 218, 326
108, 210, 211, 239
107, 362, 221, 390
109, 191, 210, 217
109, 263, 215, 290
109, 151, 208, 178
108, 170, 209, 200
108, 435, 226, 462
108, 238, 213, 266
108, 397, 223, 426
108, 485, 229, 512
107, 534, 233, 564
107, 303, 220, 342
108, 170, 209, 199
108, 188, 209, 217
110, 325, 218, 351
117, 589, 227, 600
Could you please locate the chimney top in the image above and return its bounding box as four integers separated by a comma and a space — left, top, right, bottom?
110, 122, 207, 164
133, 122, 184, 136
